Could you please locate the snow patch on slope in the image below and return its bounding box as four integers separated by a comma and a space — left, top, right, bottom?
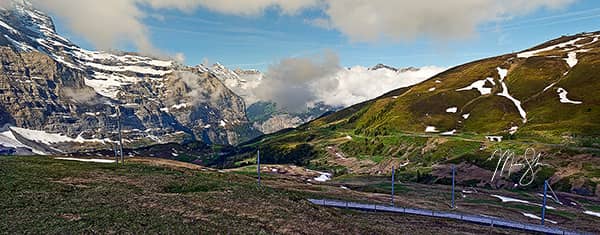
84, 72, 137, 98
491, 194, 556, 210
425, 126, 439, 133
495, 68, 527, 123
556, 87, 582, 104
584, 210, 600, 218
522, 213, 557, 224
497, 67, 508, 80
456, 79, 492, 95
565, 52, 578, 68
446, 107, 458, 113
83, 62, 172, 76
10, 127, 111, 144
0, 129, 46, 155
441, 129, 456, 136
55, 157, 115, 163
543, 82, 558, 92
517, 37, 584, 58
313, 172, 332, 182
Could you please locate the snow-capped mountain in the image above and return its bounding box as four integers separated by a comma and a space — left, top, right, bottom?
203, 63, 263, 105
0, 1, 258, 154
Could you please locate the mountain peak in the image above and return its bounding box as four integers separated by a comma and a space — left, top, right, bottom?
369, 63, 421, 73
370, 63, 398, 71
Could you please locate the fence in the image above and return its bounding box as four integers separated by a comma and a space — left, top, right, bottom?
308, 199, 588, 235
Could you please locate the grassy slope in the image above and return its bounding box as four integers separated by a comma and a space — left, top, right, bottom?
223, 32, 600, 195
0, 156, 528, 234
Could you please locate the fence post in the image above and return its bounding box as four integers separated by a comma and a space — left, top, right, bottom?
117, 105, 124, 166
451, 164, 456, 209
257, 149, 261, 187
113, 143, 118, 166
391, 166, 395, 206
541, 180, 548, 225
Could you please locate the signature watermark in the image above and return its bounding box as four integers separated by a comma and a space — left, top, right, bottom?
488, 148, 546, 186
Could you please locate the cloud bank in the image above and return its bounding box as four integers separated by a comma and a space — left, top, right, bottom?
318, 0, 576, 42
236, 51, 445, 112
254, 51, 340, 113
24, 0, 319, 53
15, 0, 576, 52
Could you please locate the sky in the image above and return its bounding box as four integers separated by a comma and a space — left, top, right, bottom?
38, 0, 600, 71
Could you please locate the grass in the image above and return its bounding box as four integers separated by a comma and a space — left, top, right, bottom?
2, 156, 535, 234
583, 204, 600, 212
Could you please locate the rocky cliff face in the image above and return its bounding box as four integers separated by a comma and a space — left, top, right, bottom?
0, 2, 258, 154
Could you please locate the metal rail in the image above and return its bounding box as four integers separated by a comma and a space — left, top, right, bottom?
308, 199, 588, 235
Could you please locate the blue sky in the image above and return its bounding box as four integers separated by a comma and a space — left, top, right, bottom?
53, 0, 600, 71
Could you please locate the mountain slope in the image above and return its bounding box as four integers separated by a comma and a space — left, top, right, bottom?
224, 32, 600, 196
306, 32, 600, 140
0, 2, 259, 153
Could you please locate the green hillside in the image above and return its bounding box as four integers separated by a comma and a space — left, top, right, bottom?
224, 32, 600, 196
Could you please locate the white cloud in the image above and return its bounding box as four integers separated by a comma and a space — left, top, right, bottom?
314, 65, 445, 107
143, 0, 321, 15
237, 51, 445, 112
320, 0, 577, 42
0, 0, 13, 8
31, 0, 154, 52
174, 52, 186, 63
25, 0, 320, 53
253, 51, 341, 113
20, 0, 575, 52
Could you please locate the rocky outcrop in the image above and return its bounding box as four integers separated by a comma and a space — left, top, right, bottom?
0, 2, 259, 153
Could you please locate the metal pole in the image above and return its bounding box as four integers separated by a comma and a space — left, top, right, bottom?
113, 143, 118, 165
391, 166, 395, 206
117, 106, 124, 165
257, 149, 261, 186
452, 164, 456, 209
541, 180, 548, 225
